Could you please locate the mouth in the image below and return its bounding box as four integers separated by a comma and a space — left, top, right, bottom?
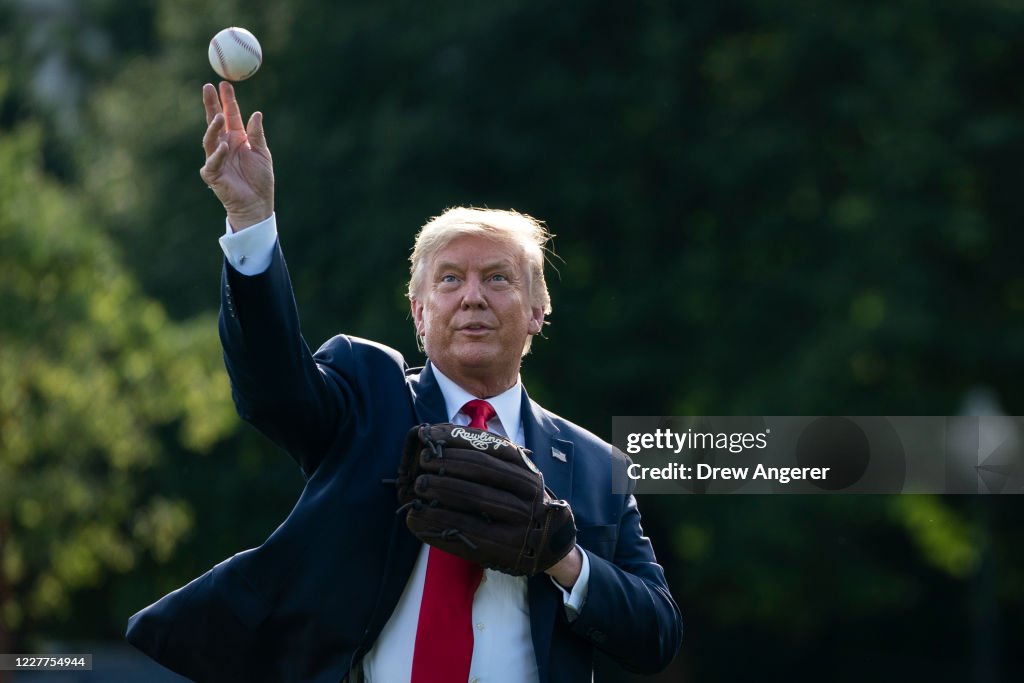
458, 324, 494, 334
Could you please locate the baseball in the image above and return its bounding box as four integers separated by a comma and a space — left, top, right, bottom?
208, 27, 262, 82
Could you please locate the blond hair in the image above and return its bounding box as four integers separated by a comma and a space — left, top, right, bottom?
408, 207, 553, 353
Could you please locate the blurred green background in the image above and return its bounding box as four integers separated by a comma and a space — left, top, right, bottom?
1, 0, 1022, 680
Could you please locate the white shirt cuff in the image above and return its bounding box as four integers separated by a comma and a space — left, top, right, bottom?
218, 213, 277, 276
552, 546, 590, 622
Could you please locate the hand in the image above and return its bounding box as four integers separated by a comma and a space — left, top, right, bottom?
545, 546, 583, 589
200, 81, 274, 230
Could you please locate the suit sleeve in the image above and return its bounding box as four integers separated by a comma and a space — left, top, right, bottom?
218, 239, 352, 476
569, 493, 683, 673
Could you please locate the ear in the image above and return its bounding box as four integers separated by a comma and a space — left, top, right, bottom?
528, 307, 545, 335
411, 299, 425, 336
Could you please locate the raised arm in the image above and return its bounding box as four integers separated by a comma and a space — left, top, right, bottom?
202, 82, 344, 476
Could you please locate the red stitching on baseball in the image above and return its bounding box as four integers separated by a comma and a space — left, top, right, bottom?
229, 29, 262, 62
213, 40, 230, 79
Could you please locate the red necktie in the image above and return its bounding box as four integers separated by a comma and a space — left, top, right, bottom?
410, 400, 496, 682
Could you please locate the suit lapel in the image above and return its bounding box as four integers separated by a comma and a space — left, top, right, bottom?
521, 390, 574, 500
406, 361, 448, 425
521, 389, 574, 683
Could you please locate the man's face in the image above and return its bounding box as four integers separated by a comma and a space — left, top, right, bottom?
412, 234, 544, 386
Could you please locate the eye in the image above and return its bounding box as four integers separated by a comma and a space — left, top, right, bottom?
440, 274, 459, 284
491, 273, 508, 282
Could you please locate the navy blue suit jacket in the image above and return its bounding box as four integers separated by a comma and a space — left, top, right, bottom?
126, 243, 682, 682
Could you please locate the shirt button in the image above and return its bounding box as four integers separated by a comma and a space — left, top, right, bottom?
476, 622, 485, 631
470, 678, 480, 683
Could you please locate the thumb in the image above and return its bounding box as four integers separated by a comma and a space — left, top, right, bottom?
246, 111, 269, 154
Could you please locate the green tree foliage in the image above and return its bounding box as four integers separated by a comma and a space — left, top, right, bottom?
0, 125, 235, 650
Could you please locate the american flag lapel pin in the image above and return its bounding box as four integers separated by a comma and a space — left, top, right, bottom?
551, 446, 568, 463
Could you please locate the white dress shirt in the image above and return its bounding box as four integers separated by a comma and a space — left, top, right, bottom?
219, 216, 591, 683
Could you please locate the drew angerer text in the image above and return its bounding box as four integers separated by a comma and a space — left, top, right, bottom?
627, 462, 831, 484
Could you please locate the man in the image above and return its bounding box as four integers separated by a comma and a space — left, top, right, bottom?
126, 81, 682, 682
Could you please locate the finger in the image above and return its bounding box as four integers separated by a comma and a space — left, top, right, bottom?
246, 111, 269, 155
202, 141, 229, 178
414, 475, 534, 522
203, 83, 222, 126
202, 113, 225, 156
219, 81, 245, 133
421, 449, 541, 497
407, 507, 519, 564
406, 509, 484, 564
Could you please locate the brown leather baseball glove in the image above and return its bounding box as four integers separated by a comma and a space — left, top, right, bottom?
396, 423, 576, 576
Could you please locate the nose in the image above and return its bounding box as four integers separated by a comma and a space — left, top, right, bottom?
460, 276, 487, 309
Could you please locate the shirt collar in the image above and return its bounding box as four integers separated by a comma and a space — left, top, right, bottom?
431, 364, 524, 446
